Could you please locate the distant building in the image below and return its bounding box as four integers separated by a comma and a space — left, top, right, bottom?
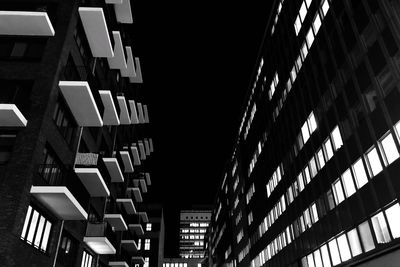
179, 209, 211, 259
163, 257, 204, 267
208, 0, 400, 267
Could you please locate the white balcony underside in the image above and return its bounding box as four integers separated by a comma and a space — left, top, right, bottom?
120, 151, 134, 173
116, 198, 136, 214
104, 214, 128, 231
75, 168, 110, 197
117, 96, 131, 124
103, 158, 124, 183
83, 237, 116, 254
99, 91, 120, 125
78, 7, 114, 58
109, 262, 129, 267
114, 0, 133, 24
130, 146, 141, 166
0, 104, 27, 127
59, 81, 103, 127
30, 186, 87, 220
121, 46, 136, 77
0, 11, 55, 36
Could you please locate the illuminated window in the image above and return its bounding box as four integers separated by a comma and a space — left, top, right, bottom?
145, 239, 150, 250
366, 147, 383, 176
331, 126, 343, 151
358, 221, 375, 252
317, 148, 325, 169
309, 157, 318, 178
298, 173, 305, 191
332, 179, 345, 205
313, 249, 323, 267
371, 212, 391, 244
307, 254, 315, 267
320, 244, 331, 267
337, 234, 351, 262
299, 1, 307, 21
295, 16, 302, 35
81, 251, 93, 267
321, 0, 330, 16
341, 169, 356, 197
312, 13, 322, 34
308, 112, 318, 133
20, 205, 52, 252
347, 228, 362, 257
310, 203, 319, 223
302, 122, 310, 144
379, 133, 399, 165
323, 138, 334, 160
137, 239, 141, 250
328, 239, 341, 265
385, 203, 400, 238
306, 28, 314, 48
352, 158, 368, 189
144, 257, 149, 267
146, 223, 152, 231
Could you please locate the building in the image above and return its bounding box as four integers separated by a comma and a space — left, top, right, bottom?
209, 0, 400, 267
163, 257, 203, 267
180, 209, 211, 259
0, 0, 160, 266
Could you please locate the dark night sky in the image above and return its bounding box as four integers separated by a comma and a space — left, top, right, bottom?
132, 1, 274, 257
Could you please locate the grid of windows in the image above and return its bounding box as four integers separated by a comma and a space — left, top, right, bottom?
146, 223, 152, 231
20, 205, 52, 252
80, 251, 93, 267
144, 239, 150, 250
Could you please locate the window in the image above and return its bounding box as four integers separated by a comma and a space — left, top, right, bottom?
145, 239, 150, 250
324, 138, 334, 160
310, 203, 319, 223
321, 0, 330, 16
371, 212, 391, 244
307, 254, 315, 267
137, 239, 141, 250
295, 16, 302, 35
352, 158, 368, 189
331, 126, 343, 151
347, 228, 363, 257
298, 173, 305, 191
144, 257, 149, 267
308, 112, 318, 133
358, 221, 375, 252
341, 169, 356, 197
39, 147, 63, 185
312, 13, 322, 34
328, 239, 341, 265
304, 166, 311, 184
306, 28, 315, 48
53, 97, 77, 147
379, 133, 399, 165
313, 249, 323, 267
366, 147, 383, 176
337, 234, 351, 262
385, 203, 400, 239
317, 148, 325, 169
146, 223, 152, 231
20, 205, 52, 252
320, 245, 332, 267
299, 2, 307, 21
81, 251, 93, 267
309, 157, 318, 178
332, 179, 345, 205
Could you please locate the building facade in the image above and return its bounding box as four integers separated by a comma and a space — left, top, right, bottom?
179, 210, 211, 259
163, 257, 203, 267
209, 0, 400, 267
0, 0, 160, 266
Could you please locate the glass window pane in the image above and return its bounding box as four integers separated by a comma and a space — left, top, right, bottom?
302, 256, 309, 267
328, 239, 341, 265
317, 148, 325, 169
302, 122, 310, 144
313, 13, 322, 34
371, 212, 391, 244
21, 205, 32, 239
40, 221, 52, 251
314, 249, 323, 267
307, 254, 315, 267
337, 234, 351, 262
341, 169, 356, 197
311, 203, 319, 223
300, 2, 307, 21
331, 126, 343, 151
347, 228, 363, 257
27, 210, 39, 244
309, 157, 318, 178
381, 133, 399, 165
301, 42, 308, 60
327, 189, 336, 210
366, 147, 383, 176
308, 112, 318, 133
320, 245, 332, 267
322, 0, 330, 16
298, 172, 305, 191
352, 158, 368, 189
306, 28, 315, 48
358, 221, 375, 252
385, 203, 400, 238
304, 166, 311, 184
324, 138, 334, 160
34, 216, 45, 248
333, 180, 345, 204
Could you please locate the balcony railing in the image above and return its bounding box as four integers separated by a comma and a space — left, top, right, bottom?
84, 221, 117, 254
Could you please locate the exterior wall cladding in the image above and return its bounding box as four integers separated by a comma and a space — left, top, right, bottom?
0, 0, 163, 267
207, 0, 400, 267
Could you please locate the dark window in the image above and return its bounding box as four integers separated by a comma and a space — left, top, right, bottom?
57, 232, 78, 267
0, 37, 47, 61
53, 97, 78, 148
38, 146, 63, 185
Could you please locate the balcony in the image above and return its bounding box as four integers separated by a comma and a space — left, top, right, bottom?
107, 31, 127, 71
143, 104, 149, 123
0, 104, 27, 127
109, 262, 129, 267
133, 179, 147, 193
0, 11, 55, 36
126, 187, 142, 203
74, 153, 110, 197
128, 100, 139, 124
138, 212, 148, 223
84, 222, 116, 254
104, 200, 128, 231
138, 141, 146, 160
119, 151, 134, 173
103, 157, 124, 183
129, 223, 144, 236
108, 249, 132, 267
78, 7, 114, 58
137, 103, 145, 124
117, 96, 131, 124
58, 81, 103, 127
145, 172, 151, 186
106, 0, 133, 24
99, 90, 120, 125
116, 198, 136, 214
149, 139, 154, 153
121, 230, 138, 253
129, 57, 143, 83
30, 164, 89, 220
130, 145, 141, 166
144, 139, 150, 156
132, 257, 145, 265
121, 46, 137, 78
